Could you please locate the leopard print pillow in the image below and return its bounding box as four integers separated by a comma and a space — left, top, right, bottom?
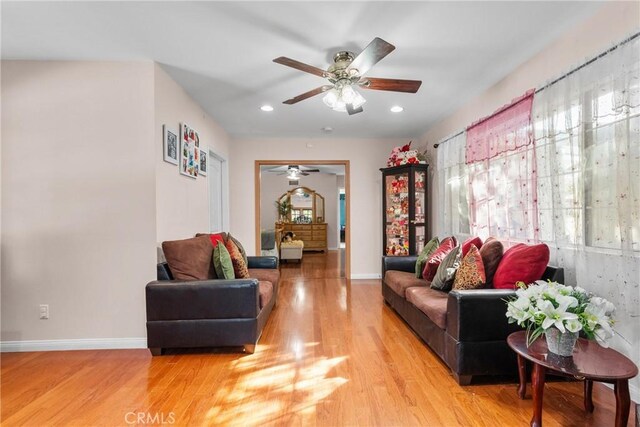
453, 244, 486, 290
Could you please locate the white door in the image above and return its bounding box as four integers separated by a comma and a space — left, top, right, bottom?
209, 153, 225, 232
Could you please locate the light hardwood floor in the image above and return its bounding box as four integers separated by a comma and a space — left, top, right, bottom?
1, 251, 635, 426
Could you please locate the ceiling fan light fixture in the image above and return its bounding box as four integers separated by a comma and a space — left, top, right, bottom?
322, 85, 366, 113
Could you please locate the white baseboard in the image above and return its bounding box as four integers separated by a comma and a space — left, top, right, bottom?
350, 274, 382, 280
0, 337, 147, 352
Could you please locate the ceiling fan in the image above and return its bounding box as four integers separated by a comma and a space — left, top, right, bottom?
268, 165, 320, 178
273, 37, 421, 115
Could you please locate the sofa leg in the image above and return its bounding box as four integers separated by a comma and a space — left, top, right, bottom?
243, 344, 256, 354
149, 347, 163, 356
454, 373, 473, 385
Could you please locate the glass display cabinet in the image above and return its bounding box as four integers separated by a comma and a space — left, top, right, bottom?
381, 164, 429, 256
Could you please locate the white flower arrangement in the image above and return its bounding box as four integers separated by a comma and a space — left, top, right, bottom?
506, 280, 615, 348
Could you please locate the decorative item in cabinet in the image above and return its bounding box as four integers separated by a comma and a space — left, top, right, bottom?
381, 163, 429, 256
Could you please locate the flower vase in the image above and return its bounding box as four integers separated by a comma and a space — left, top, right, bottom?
545, 328, 578, 357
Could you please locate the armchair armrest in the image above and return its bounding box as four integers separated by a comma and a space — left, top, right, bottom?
382, 256, 417, 277
146, 279, 259, 321
247, 256, 278, 269
446, 289, 520, 342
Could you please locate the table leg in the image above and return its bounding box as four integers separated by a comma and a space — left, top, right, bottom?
614, 379, 630, 427
530, 363, 546, 427
584, 380, 594, 413
517, 354, 527, 399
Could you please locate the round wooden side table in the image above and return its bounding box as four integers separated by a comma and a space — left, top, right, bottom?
507, 330, 638, 427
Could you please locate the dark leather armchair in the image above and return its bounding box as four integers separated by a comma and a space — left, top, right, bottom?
146, 256, 278, 355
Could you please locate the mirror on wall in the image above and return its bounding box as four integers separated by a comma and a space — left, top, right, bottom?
277, 187, 325, 224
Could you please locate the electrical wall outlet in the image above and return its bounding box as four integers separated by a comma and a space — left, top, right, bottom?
39, 304, 49, 320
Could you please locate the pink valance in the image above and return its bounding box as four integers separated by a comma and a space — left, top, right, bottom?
465, 89, 535, 164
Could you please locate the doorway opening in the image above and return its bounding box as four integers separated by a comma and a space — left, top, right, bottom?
254, 160, 350, 279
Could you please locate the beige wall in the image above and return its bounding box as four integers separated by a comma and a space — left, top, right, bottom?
1, 61, 156, 343
229, 138, 406, 278
154, 64, 231, 244
421, 1, 640, 239
1, 61, 229, 348
260, 172, 341, 249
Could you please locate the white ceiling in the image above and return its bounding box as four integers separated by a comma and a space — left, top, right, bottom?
1, 1, 603, 139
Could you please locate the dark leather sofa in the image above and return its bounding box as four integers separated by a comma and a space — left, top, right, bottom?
146, 256, 279, 355
382, 256, 564, 385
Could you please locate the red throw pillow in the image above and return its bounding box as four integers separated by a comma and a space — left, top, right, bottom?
209, 233, 225, 247
422, 236, 457, 281
461, 236, 483, 257
492, 243, 550, 289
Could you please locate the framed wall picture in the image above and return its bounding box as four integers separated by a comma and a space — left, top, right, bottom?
199, 148, 208, 176
163, 125, 179, 165
179, 123, 199, 178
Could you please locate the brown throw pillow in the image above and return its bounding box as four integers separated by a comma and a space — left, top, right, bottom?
479, 237, 504, 286
431, 245, 461, 291
453, 244, 486, 290
225, 239, 250, 279
227, 233, 248, 265
162, 235, 216, 281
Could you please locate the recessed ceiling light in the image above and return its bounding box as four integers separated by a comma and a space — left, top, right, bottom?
322, 126, 333, 133
390, 106, 404, 113
260, 105, 274, 112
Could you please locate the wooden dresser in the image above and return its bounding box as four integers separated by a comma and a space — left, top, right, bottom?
281, 223, 327, 252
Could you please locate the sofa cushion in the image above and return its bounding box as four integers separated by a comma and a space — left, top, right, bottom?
415, 236, 440, 278
406, 287, 449, 330
162, 235, 216, 281
453, 244, 486, 290
384, 270, 429, 298
225, 239, 250, 279
461, 236, 483, 257
248, 268, 280, 289
422, 236, 457, 281
430, 245, 461, 291
479, 237, 504, 286
258, 281, 273, 309
493, 243, 550, 289
213, 241, 235, 280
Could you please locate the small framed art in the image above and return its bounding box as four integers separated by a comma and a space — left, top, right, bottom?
180, 123, 199, 178
163, 125, 179, 165
199, 149, 208, 176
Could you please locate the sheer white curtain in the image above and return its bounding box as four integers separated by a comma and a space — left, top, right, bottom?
437, 132, 470, 240
465, 91, 538, 245
533, 35, 639, 371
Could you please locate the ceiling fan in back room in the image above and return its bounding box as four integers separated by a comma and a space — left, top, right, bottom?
273, 37, 422, 115
268, 165, 320, 179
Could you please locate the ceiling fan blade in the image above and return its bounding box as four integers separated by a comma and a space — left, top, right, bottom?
302, 169, 320, 173
347, 37, 395, 76
283, 85, 333, 105
360, 78, 422, 93
346, 103, 364, 116
300, 172, 310, 176
273, 57, 327, 78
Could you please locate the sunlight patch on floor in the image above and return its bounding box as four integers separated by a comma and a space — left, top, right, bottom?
205, 343, 348, 425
